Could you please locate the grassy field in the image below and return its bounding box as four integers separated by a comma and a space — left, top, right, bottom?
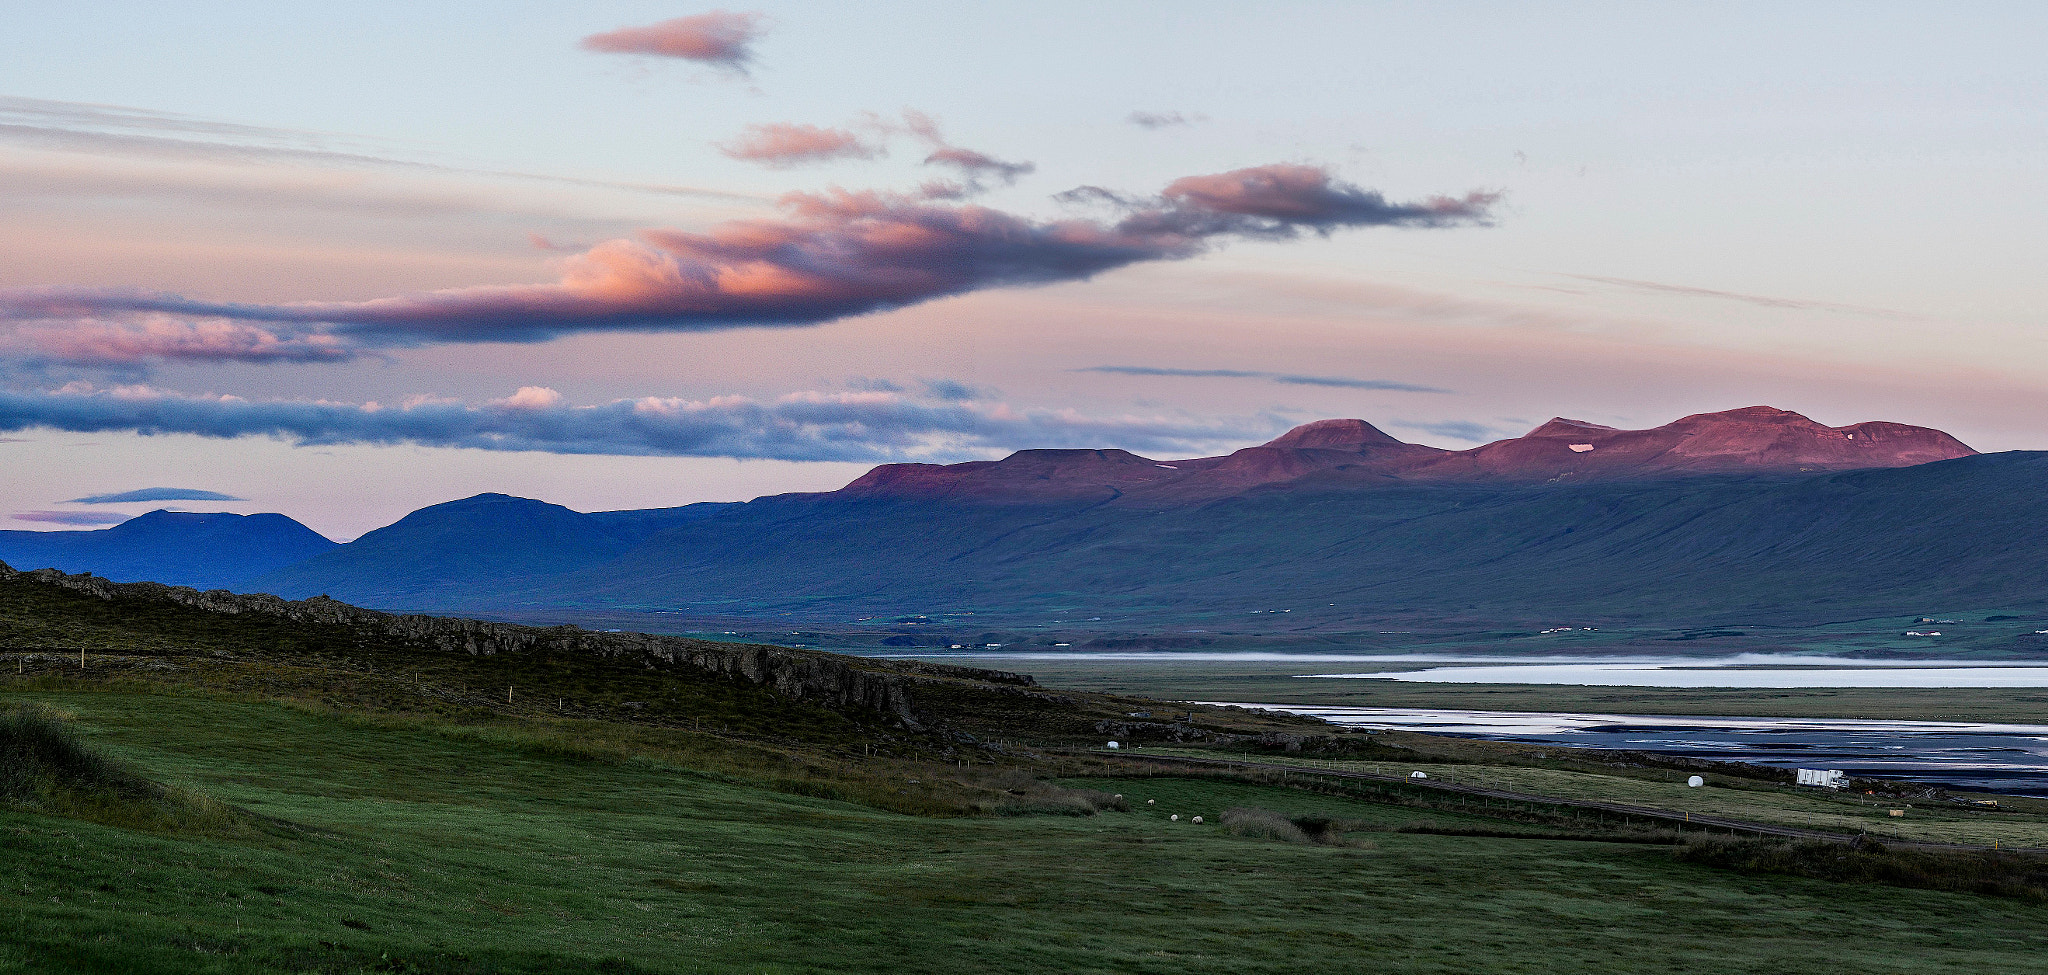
7, 689, 2048, 973
998, 659, 2048, 723
1137, 745, 2048, 848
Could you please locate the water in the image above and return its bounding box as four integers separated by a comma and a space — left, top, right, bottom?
1306, 660, 2048, 688
873, 651, 2048, 688
872, 650, 2048, 792
1223, 705, 2048, 795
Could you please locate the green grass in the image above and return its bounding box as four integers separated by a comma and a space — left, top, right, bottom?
6, 690, 2048, 973
1136, 747, 2048, 848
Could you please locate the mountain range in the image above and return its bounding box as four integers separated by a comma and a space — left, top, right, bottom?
6, 406, 2037, 629
0, 510, 336, 591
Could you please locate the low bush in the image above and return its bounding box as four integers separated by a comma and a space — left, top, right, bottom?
0, 702, 239, 833
0, 703, 139, 802
1221, 806, 1312, 843
1220, 806, 1373, 847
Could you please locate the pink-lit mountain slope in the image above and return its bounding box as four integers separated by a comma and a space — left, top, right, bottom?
836, 407, 1975, 503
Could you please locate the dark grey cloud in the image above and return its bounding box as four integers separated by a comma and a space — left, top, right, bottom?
66, 487, 243, 504
921, 146, 1035, 185
1126, 110, 1205, 129
1271, 374, 1447, 393
919, 379, 991, 402
1080, 365, 1447, 393
0, 384, 1281, 463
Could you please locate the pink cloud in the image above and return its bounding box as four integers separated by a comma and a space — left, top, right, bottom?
580, 11, 766, 75
0, 164, 1495, 348
13, 510, 128, 526
718, 123, 882, 167
3, 316, 356, 365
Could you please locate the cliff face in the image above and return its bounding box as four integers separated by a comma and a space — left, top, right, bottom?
0, 561, 1039, 731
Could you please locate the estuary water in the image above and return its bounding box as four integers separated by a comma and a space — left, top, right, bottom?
1214, 705, 2048, 795
871, 651, 2048, 793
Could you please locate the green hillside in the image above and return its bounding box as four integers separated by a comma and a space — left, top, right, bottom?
9, 558, 2048, 972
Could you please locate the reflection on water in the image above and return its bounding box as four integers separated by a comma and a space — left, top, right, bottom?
1221, 705, 2048, 795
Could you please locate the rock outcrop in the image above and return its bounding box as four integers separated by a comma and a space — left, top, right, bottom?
0, 561, 1038, 731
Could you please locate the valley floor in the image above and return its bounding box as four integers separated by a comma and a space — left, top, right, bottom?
5, 691, 2048, 974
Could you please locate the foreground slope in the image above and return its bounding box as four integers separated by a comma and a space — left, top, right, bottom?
10, 692, 2048, 974
0, 559, 1308, 751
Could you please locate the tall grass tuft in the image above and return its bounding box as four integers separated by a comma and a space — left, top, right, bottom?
1221, 806, 1313, 843
0, 703, 141, 802
0, 702, 239, 833
1220, 806, 1373, 848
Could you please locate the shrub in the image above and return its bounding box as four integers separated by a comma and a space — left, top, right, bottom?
0, 703, 142, 803
1221, 806, 1312, 844
0, 702, 241, 833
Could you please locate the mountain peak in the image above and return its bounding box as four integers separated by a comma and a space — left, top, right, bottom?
1264, 418, 1405, 451
1524, 418, 1622, 439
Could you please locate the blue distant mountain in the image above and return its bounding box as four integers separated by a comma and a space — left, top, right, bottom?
0, 510, 336, 591
250, 493, 738, 606
238, 409, 2048, 629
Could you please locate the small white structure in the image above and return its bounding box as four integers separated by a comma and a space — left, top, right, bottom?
1106, 741, 1120, 750
1796, 768, 1847, 789
1192, 816, 1203, 824
1170, 814, 1179, 821
1409, 771, 1428, 780
1687, 775, 1704, 788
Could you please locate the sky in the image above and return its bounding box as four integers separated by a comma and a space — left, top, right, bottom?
1, 2, 2043, 539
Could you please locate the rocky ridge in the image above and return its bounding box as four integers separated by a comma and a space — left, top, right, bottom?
0, 560, 1045, 731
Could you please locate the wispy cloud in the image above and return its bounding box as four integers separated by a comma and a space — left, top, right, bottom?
921, 146, 1034, 185
717, 122, 883, 167
10, 510, 129, 527
1271, 374, 1448, 392
0, 95, 758, 202
65, 487, 243, 504
1565, 274, 1931, 321
1, 316, 357, 367
0, 383, 1283, 463
580, 11, 768, 76
1388, 419, 1503, 443
1079, 365, 1448, 393
1127, 110, 1206, 129
0, 163, 1494, 354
